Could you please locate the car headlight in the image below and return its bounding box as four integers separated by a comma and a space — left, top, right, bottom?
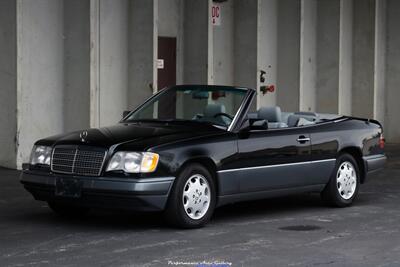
30, 145, 52, 166
106, 152, 159, 173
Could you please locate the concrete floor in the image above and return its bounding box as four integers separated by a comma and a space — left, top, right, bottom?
1, 146, 399, 267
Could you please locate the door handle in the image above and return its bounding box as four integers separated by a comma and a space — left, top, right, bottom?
297, 136, 310, 143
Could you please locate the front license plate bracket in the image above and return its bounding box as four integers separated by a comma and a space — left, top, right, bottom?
55, 178, 83, 198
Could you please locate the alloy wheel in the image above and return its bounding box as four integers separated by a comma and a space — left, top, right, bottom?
336, 161, 357, 200
182, 174, 211, 220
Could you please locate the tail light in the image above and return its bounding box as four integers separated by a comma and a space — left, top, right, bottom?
379, 133, 385, 149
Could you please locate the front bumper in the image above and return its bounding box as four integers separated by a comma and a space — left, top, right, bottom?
20, 170, 175, 211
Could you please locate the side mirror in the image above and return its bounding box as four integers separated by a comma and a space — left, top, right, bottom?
122, 110, 131, 118
250, 119, 268, 130
239, 119, 268, 135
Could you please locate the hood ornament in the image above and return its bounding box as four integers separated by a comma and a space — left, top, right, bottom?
80, 131, 88, 142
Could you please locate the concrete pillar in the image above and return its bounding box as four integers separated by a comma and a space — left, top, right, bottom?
97, 0, 129, 127
316, 0, 340, 114
0, 0, 17, 168
183, 0, 212, 85
257, 0, 278, 107
338, 0, 353, 116
128, 0, 158, 110
92, 0, 157, 127
299, 0, 317, 112
16, 0, 65, 167
276, 0, 301, 112
352, 0, 375, 118
385, 0, 400, 142
373, 0, 386, 125
234, 0, 295, 110
64, 0, 90, 132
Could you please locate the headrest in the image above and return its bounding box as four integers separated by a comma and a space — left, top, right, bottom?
294, 111, 318, 121
203, 104, 226, 118
287, 115, 300, 127
247, 112, 258, 119
257, 106, 282, 122
294, 111, 317, 116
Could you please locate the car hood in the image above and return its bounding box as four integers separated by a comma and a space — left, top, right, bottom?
37, 122, 225, 150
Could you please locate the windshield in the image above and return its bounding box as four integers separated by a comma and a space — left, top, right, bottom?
124, 85, 248, 128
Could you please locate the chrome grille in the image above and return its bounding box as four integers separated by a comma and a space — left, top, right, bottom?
51, 146, 107, 176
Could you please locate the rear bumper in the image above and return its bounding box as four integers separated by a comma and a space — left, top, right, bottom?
20, 170, 175, 211
363, 154, 387, 180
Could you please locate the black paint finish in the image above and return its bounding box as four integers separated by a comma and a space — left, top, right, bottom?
21, 86, 386, 210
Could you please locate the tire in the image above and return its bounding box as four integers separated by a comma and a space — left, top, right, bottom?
164, 163, 216, 228
48, 201, 90, 217
321, 153, 360, 207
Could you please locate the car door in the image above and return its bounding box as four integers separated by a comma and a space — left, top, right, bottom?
308, 122, 341, 184
235, 127, 313, 193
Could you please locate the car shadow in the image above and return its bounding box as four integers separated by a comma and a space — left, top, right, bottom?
212, 193, 325, 222
211, 189, 382, 225
11, 189, 380, 231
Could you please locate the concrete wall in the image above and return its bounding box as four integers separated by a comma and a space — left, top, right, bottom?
2, 0, 400, 169
158, 0, 183, 84
183, 0, 210, 84
299, 0, 317, 112
213, 0, 234, 86
258, 0, 278, 107
64, 0, 90, 131
16, 0, 65, 167
233, 0, 257, 97
385, 0, 400, 142
98, 0, 129, 126
128, 0, 156, 110
338, 0, 353, 116
373, 0, 386, 125
276, 0, 300, 112
352, 0, 375, 118
158, 0, 180, 37
316, 0, 340, 114
0, 0, 17, 168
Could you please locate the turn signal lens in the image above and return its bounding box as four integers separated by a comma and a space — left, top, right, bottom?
141, 152, 159, 173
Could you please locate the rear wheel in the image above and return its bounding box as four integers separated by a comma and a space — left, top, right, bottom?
164, 163, 216, 228
321, 153, 360, 207
48, 201, 90, 217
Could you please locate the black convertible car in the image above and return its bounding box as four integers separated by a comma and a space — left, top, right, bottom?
21, 85, 386, 228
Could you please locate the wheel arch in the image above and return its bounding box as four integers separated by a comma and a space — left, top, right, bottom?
175, 157, 220, 195
338, 146, 366, 183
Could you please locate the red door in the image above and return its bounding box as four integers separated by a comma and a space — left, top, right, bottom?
157, 37, 177, 119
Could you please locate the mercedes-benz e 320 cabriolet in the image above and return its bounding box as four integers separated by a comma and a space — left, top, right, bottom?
21, 85, 386, 228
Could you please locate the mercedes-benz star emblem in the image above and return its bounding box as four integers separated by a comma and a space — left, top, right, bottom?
80, 131, 88, 142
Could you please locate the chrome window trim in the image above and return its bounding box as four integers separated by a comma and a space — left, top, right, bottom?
227, 89, 256, 132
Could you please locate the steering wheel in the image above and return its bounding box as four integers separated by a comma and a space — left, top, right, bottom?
213, 112, 234, 120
